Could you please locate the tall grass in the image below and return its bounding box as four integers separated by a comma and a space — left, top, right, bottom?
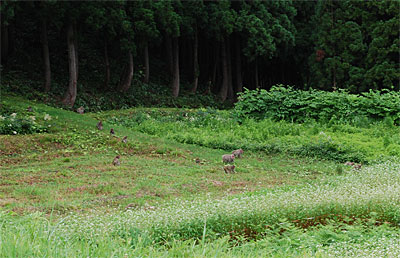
103, 108, 400, 163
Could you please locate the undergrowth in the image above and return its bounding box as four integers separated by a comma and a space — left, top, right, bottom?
100, 108, 400, 164
234, 86, 400, 124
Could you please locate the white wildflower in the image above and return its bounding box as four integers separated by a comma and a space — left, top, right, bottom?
44, 114, 52, 121
10, 113, 17, 118
13, 131, 17, 135
29, 116, 36, 121
0, 116, 5, 121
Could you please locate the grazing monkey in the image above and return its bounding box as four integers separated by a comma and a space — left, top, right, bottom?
344, 161, 354, 166
110, 128, 115, 135
27, 106, 33, 112
112, 155, 121, 166
122, 136, 128, 143
222, 154, 235, 163
232, 149, 244, 158
76, 106, 85, 114
223, 165, 235, 174
96, 121, 103, 130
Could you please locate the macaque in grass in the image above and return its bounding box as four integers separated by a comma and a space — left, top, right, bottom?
97, 121, 103, 130
122, 136, 128, 143
223, 165, 235, 174
232, 149, 243, 158
76, 106, 85, 114
110, 128, 115, 135
112, 155, 120, 166
222, 154, 235, 163
27, 106, 33, 112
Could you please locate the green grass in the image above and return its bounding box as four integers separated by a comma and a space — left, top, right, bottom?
1, 96, 339, 215
1, 95, 400, 257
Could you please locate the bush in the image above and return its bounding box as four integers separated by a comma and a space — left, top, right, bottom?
0, 113, 49, 135
234, 86, 400, 125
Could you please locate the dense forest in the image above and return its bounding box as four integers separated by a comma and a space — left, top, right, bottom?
1, 0, 399, 107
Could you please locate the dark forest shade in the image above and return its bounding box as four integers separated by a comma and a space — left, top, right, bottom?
0, 0, 398, 106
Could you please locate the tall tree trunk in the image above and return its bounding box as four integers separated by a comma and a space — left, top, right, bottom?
171, 37, 180, 97
219, 38, 229, 102
226, 36, 234, 100
73, 23, 79, 81
143, 42, 149, 83
333, 65, 337, 90
62, 21, 78, 107
165, 35, 173, 76
1, 24, 9, 65
8, 21, 15, 58
190, 28, 199, 93
103, 40, 110, 89
41, 19, 51, 92
255, 58, 259, 89
235, 35, 243, 93
211, 41, 220, 90
118, 51, 134, 92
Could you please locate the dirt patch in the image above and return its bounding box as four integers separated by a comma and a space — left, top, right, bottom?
211, 180, 224, 187
135, 190, 163, 198
17, 175, 45, 185
66, 183, 106, 194
232, 181, 248, 187
0, 197, 17, 207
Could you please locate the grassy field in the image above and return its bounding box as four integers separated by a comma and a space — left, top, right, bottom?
1, 95, 400, 257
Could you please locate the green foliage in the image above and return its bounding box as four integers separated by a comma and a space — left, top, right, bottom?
291, 140, 365, 163
0, 105, 50, 135
309, 0, 399, 92
237, 1, 296, 60
102, 107, 400, 164
73, 84, 224, 112
0, 116, 45, 135
1, 73, 225, 112
234, 86, 400, 124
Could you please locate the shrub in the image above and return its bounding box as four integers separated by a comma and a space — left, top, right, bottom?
234, 86, 400, 125
0, 113, 49, 135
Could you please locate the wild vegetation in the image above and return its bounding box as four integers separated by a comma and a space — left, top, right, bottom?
1, 0, 399, 256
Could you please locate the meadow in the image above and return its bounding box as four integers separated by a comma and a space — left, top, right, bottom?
1, 95, 400, 257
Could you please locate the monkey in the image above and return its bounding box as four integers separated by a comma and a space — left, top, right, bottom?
232, 149, 244, 158
76, 106, 85, 114
195, 158, 201, 164
222, 154, 235, 164
122, 136, 128, 143
27, 106, 33, 112
112, 155, 120, 166
96, 121, 103, 130
110, 128, 115, 135
223, 165, 235, 174
344, 161, 354, 166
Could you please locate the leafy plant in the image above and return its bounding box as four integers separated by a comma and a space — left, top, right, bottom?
234, 86, 400, 125
0, 114, 48, 135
